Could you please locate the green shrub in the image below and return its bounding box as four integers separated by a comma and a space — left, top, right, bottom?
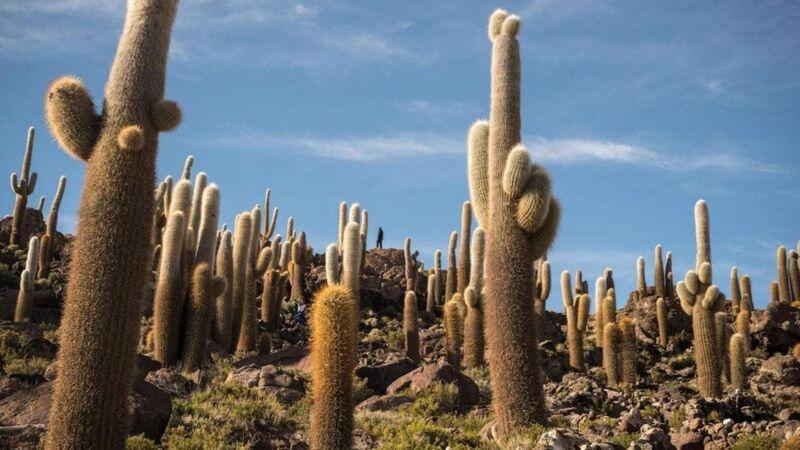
731, 433, 779, 450
611, 432, 640, 448
669, 407, 687, 430
125, 434, 158, 450
669, 353, 695, 371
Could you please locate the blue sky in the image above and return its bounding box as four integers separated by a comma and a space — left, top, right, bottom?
1, 0, 798, 311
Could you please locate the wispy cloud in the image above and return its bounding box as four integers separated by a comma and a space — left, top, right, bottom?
205, 128, 778, 173
396, 99, 480, 119
703, 78, 726, 94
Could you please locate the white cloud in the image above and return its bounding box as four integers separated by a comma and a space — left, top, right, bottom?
397, 100, 479, 118
206, 128, 778, 173
704, 78, 726, 93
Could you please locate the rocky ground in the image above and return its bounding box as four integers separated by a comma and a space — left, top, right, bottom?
0, 208, 800, 449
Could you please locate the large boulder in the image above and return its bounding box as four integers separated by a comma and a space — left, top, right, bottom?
624, 292, 690, 346
386, 361, 479, 409
757, 355, 800, 385
355, 356, 416, 394
751, 302, 800, 353
533, 428, 589, 449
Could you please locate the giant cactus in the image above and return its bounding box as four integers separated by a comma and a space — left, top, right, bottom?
777, 246, 791, 302
466, 10, 561, 430
43, 1, 182, 446
309, 284, 358, 450
457, 201, 472, 294
562, 271, 590, 371
677, 200, 725, 398
9, 128, 38, 247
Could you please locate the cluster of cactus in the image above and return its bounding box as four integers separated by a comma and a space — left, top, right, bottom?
532, 258, 551, 337
465, 9, 561, 432
561, 271, 590, 370
774, 244, 800, 306
598, 285, 637, 389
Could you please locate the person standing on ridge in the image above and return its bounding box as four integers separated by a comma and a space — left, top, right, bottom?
376, 227, 384, 249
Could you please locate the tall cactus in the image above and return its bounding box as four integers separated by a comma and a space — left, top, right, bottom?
777, 246, 791, 302
193, 185, 220, 269
187, 172, 207, 245
562, 271, 589, 370
43, 1, 181, 446
445, 297, 463, 372
9, 128, 38, 247
213, 230, 234, 349
665, 252, 674, 298
603, 322, 621, 387
730, 267, 741, 315
342, 222, 362, 303
152, 211, 186, 365
790, 251, 800, 304
620, 317, 637, 388
434, 250, 443, 305
231, 213, 252, 353
735, 308, 751, 351
238, 247, 269, 354
14, 236, 40, 322
636, 256, 647, 298
403, 291, 420, 363
463, 286, 484, 368
445, 231, 457, 302
715, 311, 730, 383
337, 202, 347, 251
654, 244, 665, 299
290, 240, 306, 302
309, 284, 358, 450
466, 10, 561, 430
656, 297, 668, 348
262, 189, 279, 244
457, 201, 472, 294
38, 176, 67, 278
404, 237, 415, 292
677, 200, 724, 398
740, 274, 752, 303
426, 271, 436, 314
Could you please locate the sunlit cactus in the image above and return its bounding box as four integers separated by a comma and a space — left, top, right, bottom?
445, 295, 463, 371
8, 128, 38, 247
457, 201, 472, 294
636, 256, 647, 298
730, 333, 747, 391
403, 291, 420, 363
656, 297, 668, 348
445, 231, 457, 302
654, 244, 665, 299
562, 271, 590, 371
463, 286, 484, 368
619, 317, 637, 388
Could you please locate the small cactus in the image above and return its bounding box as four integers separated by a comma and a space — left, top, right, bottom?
715, 311, 730, 383
213, 230, 234, 350
434, 250, 443, 305
342, 222, 362, 301
656, 297, 668, 348
337, 201, 347, 251
740, 274, 752, 303
770, 281, 779, 304
457, 201, 472, 294
619, 317, 637, 388
325, 244, 340, 285
603, 322, 621, 387
403, 291, 420, 363
654, 244, 665, 299
445, 231, 457, 302
730, 267, 741, 315
735, 309, 751, 351
38, 176, 67, 278
790, 251, 800, 304
182, 263, 226, 371
729, 333, 747, 391
426, 271, 436, 315
187, 172, 207, 246
445, 296, 463, 371
9, 128, 38, 247
404, 237, 415, 292
181, 155, 194, 180
594, 276, 607, 348
665, 252, 674, 298
309, 285, 358, 450
777, 246, 791, 302
14, 252, 35, 323
262, 189, 279, 243
636, 256, 647, 298
533, 259, 551, 337
463, 286, 484, 368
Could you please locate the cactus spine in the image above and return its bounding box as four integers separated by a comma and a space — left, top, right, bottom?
656, 297, 668, 348
39, 176, 67, 278
465, 10, 561, 430
309, 284, 358, 450
43, 1, 182, 446
434, 250, 442, 305
457, 201, 472, 294
9, 128, 38, 247
777, 246, 791, 302
403, 291, 420, 363
404, 237, 415, 292
14, 236, 39, 322
594, 276, 607, 348
730, 267, 741, 315
790, 251, 800, 304
677, 200, 724, 398
231, 213, 252, 353
636, 256, 647, 298
654, 245, 665, 298
213, 231, 234, 349
445, 231, 457, 302
715, 311, 730, 383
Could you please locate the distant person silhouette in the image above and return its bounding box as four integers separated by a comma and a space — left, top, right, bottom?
376, 227, 384, 249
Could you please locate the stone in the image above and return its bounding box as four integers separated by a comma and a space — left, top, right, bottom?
670, 431, 704, 450
355, 394, 413, 412
355, 356, 416, 394
533, 428, 589, 450
386, 361, 479, 409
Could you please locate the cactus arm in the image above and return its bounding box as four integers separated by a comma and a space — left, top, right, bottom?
45, 78, 101, 162
150, 99, 182, 131
10, 173, 23, 195
467, 121, 490, 229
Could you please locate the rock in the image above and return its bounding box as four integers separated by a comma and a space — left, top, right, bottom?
0, 209, 45, 249
751, 302, 800, 353
628, 424, 670, 450
355, 394, 413, 412
758, 355, 800, 385
0, 379, 171, 442
0, 424, 45, 450
145, 368, 194, 397
670, 431, 704, 450
355, 356, 416, 394
226, 364, 306, 404
386, 361, 479, 409
533, 428, 589, 450
617, 408, 644, 432
624, 293, 690, 346
232, 345, 310, 372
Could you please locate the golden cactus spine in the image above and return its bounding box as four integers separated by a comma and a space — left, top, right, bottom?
14, 236, 39, 322
656, 297, 668, 348
9, 128, 38, 247
729, 333, 747, 391
594, 276, 607, 348
457, 201, 472, 294
403, 291, 420, 363
619, 317, 637, 388
562, 271, 589, 370
463, 286, 484, 368
43, 1, 181, 446
309, 285, 358, 450
231, 213, 253, 353
603, 322, 621, 387
677, 200, 724, 398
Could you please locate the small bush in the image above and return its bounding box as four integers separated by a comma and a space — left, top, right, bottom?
611, 432, 640, 448
125, 434, 158, 450
668, 407, 687, 430
405, 382, 459, 416
731, 433, 779, 450
669, 353, 695, 371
